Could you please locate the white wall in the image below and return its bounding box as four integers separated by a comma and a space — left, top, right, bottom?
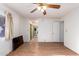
19, 17, 29, 42
53, 22, 60, 42
0, 4, 27, 56
38, 18, 64, 42
0, 38, 12, 56
64, 8, 79, 54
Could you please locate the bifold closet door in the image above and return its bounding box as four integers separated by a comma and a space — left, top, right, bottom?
38, 19, 53, 42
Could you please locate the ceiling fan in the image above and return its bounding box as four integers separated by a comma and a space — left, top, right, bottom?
30, 3, 60, 15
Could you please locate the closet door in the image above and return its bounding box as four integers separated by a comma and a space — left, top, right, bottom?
53, 22, 60, 42
38, 19, 53, 42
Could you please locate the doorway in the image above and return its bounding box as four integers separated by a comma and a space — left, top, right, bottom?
29, 20, 38, 42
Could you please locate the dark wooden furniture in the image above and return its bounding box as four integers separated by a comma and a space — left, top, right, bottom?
12, 36, 24, 51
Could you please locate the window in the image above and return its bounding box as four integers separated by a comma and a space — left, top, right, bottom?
0, 15, 5, 37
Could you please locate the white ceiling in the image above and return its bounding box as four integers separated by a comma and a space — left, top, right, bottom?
4, 3, 79, 19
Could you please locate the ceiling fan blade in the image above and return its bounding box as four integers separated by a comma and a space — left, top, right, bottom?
39, 3, 44, 6
47, 4, 60, 9
30, 8, 37, 13
33, 3, 44, 6
43, 10, 46, 15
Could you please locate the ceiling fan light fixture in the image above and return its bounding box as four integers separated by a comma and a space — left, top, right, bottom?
37, 6, 41, 10
42, 6, 47, 10
30, 3, 60, 15
41, 9, 44, 12
37, 6, 47, 11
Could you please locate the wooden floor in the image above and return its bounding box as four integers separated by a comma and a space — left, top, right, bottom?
8, 42, 79, 56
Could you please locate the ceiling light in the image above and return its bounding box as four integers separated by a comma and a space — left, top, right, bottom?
41, 9, 44, 12
42, 6, 47, 10
37, 6, 41, 10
